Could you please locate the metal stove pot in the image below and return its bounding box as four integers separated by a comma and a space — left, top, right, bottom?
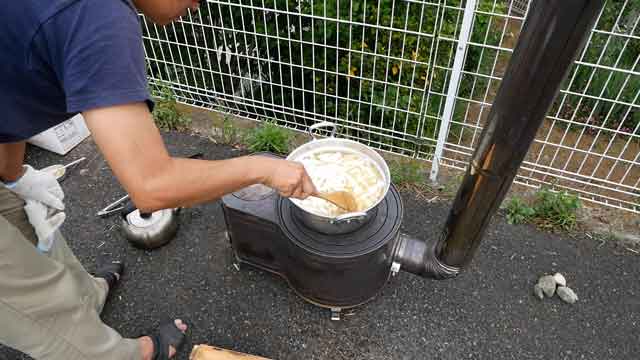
286, 122, 391, 235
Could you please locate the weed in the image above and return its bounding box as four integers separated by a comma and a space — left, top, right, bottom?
246, 120, 290, 154
389, 159, 426, 186
504, 197, 535, 225
533, 188, 581, 231
151, 84, 191, 130
440, 174, 463, 197
592, 229, 617, 248
502, 188, 581, 231
213, 114, 245, 146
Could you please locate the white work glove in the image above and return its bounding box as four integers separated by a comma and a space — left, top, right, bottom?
24, 199, 66, 253
4, 165, 65, 211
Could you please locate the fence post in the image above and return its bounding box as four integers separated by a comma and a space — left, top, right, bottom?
430, 0, 477, 183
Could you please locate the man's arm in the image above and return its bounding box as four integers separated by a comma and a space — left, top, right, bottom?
0, 142, 26, 182
83, 102, 316, 213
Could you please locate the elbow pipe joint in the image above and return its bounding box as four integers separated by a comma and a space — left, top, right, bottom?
394, 233, 460, 280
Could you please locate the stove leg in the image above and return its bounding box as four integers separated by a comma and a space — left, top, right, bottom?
330, 307, 342, 321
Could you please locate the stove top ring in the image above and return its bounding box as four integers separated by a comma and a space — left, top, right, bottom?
277, 184, 403, 258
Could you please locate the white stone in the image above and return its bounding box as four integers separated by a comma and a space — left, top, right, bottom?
557, 286, 578, 304
538, 275, 556, 297
553, 273, 567, 287
533, 283, 544, 300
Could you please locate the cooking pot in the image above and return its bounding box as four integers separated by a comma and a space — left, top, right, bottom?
286, 122, 391, 235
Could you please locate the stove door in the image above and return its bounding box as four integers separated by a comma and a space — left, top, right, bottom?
222, 198, 284, 275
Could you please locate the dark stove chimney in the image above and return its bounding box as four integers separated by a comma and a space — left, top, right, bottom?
396, 0, 605, 278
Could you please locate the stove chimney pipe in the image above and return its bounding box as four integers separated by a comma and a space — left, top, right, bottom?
396, 0, 605, 278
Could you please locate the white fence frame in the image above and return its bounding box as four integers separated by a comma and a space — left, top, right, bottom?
141, 0, 640, 213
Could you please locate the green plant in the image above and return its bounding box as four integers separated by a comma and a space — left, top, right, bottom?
439, 173, 464, 196
214, 114, 245, 146
504, 197, 535, 225
151, 84, 191, 130
533, 188, 582, 231
389, 158, 426, 186
553, 1, 640, 133
246, 120, 291, 154
501, 189, 582, 231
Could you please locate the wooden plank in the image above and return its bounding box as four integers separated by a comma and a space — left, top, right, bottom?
189, 345, 272, 360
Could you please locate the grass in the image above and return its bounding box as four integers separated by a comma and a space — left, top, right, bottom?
389, 158, 427, 187
211, 114, 246, 146
503, 187, 582, 231
245, 120, 291, 154
533, 188, 581, 231
151, 84, 191, 130
386, 158, 461, 203
592, 229, 617, 248
504, 197, 535, 225
439, 173, 463, 197
387, 158, 467, 202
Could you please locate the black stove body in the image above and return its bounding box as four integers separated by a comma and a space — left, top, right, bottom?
221, 170, 404, 311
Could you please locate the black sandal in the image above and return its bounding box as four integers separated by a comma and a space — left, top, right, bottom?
150, 321, 188, 360
93, 258, 124, 292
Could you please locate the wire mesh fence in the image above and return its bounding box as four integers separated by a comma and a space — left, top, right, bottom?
141, 0, 640, 213
507, 0, 528, 16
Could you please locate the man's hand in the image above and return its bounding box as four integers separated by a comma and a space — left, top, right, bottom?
7, 165, 65, 211
258, 157, 317, 199
24, 199, 66, 252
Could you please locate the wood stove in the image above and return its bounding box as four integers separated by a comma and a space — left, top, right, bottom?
220, 0, 603, 320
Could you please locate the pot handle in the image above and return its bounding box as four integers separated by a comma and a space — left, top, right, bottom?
330, 212, 368, 224
308, 121, 337, 140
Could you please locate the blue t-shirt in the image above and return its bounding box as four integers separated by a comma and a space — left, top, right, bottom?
0, 0, 153, 143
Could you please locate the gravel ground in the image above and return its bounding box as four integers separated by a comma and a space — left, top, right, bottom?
1, 131, 638, 360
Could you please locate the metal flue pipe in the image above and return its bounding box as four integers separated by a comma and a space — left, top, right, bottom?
396, 0, 605, 278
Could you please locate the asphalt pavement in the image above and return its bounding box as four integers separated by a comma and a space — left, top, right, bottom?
1, 131, 638, 360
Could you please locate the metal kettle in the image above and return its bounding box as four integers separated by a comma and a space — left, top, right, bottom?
120, 201, 180, 249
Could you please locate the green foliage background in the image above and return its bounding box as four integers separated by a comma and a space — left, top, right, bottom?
142, 0, 638, 154
549, 0, 640, 134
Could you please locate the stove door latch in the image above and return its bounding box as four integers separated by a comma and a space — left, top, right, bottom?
330, 307, 342, 321
390, 261, 401, 276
